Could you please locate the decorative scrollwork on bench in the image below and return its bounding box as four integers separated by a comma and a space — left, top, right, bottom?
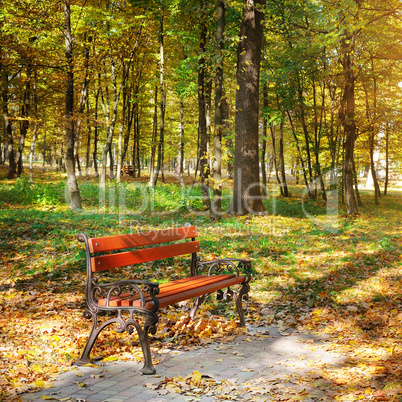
89, 279, 160, 312
196, 258, 252, 283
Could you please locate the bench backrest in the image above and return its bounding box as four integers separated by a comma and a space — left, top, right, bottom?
86, 226, 199, 273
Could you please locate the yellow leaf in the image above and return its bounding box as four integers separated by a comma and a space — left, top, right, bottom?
102, 356, 118, 362
191, 371, 202, 385
75, 372, 84, 377
166, 383, 181, 393
216, 358, 223, 362
42, 396, 58, 400
32, 364, 43, 373
35, 380, 53, 389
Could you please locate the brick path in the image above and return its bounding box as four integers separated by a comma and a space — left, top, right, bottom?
19, 326, 345, 401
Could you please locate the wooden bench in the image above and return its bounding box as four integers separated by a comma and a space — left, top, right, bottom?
122, 165, 134, 176
75, 225, 251, 374
112, 165, 134, 176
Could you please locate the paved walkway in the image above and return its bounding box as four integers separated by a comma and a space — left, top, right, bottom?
19, 326, 345, 401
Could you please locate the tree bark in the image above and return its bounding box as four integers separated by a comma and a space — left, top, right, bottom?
2, 68, 16, 179
211, 0, 225, 219
287, 110, 310, 190
75, 33, 90, 178
100, 56, 121, 188
13, 64, 32, 178
261, 82, 269, 196
93, 79, 100, 178
232, 0, 266, 215
149, 85, 158, 186
278, 119, 289, 197
85, 94, 91, 177
153, 5, 166, 186
64, 0, 82, 210
384, 121, 389, 196
198, 0, 211, 209
175, 99, 185, 186
339, 30, 358, 215
312, 78, 327, 202
29, 65, 38, 183
269, 115, 283, 195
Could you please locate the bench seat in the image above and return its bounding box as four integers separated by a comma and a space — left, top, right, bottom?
97, 274, 246, 309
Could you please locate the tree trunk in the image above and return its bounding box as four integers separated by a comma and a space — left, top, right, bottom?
122, 82, 136, 170
232, 0, 266, 214
287, 110, 310, 190
211, 0, 225, 219
222, 97, 233, 178
339, 31, 358, 215
14, 64, 32, 178
175, 99, 185, 186
384, 121, 389, 196
75, 33, 90, 178
261, 82, 269, 196
85, 95, 91, 177
42, 111, 46, 167
64, 0, 82, 210
353, 158, 363, 207
269, 118, 283, 195
149, 85, 158, 186
198, 0, 211, 209
2, 68, 16, 179
312, 78, 327, 202
93, 82, 100, 178
134, 102, 141, 177
117, 65, 131, 182
153, 6, 166, 186
369, 129, 380, 205
297, 83, 314, 194
278, 119, 289, 197
100, 56, 121, 188
29, 65, 38, 183
74, 135, 82, 176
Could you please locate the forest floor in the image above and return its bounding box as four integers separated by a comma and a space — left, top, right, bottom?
0, 166, 401, 401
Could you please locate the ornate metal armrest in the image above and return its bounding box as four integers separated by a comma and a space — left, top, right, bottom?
88, 279, 160, 311
195, 258, 252, 283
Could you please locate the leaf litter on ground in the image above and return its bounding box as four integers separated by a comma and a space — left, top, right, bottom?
0, 169, 401, 401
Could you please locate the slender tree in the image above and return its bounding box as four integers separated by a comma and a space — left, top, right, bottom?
197, 0, 211, 210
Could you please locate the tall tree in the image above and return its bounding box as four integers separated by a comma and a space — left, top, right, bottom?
211, 0, 225, 219
64, 0, 82, 210
232, 0, 266, 215
197, 0, 211, 210
338, 21, 358, 215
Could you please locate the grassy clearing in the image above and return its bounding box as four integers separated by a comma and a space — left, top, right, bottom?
0, 167, 401, 400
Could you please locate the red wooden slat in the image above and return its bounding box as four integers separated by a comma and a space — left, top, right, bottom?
91, 241, 200, 272
98, 276, 214, 307
97, 277, 211, 307
156, 275, 245, 308
88, 226, 197, 253
97, 275, 246, 309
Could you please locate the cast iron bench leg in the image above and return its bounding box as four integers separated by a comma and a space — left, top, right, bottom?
75, 310, 110, 365
135, 313, 159, 375
76, 309, 158, 375
235, 282, 250, 327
